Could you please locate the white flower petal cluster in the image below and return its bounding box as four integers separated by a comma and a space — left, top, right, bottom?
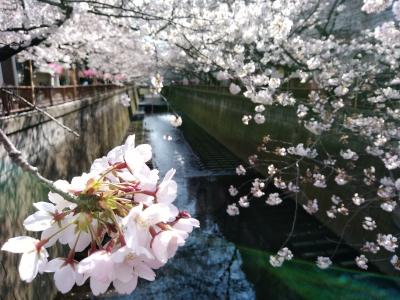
266, 193, 282, 206
238, 196, 250, 208
352, 193, 365, 206
150, 74, 164, 94
169, 115, 183, 127
254, 113, 266, 124
269, 247, 293, 267
361, 241, 380, 254
242, 115, 252, 125
340, 149, 359, 161
226, 203, 240, 216
229, 83, 241, 95
287, 144, 318, 158
377, 234, 398, 252
316, 256, 332, 269
390, 255, 400, 270
313, 173, 327, 188
251, 179, 265, 197
236, 164, 246, 175
120, 93, 131, 107
2, 135, 199, 295
361, 0, 393, 14
228, 185, 239, 197
1, 237, 49, 282
362, 217, 377, 231
355, 255, 368, 270
303, 199, 319, 214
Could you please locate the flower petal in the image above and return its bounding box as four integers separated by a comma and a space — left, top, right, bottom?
124, 149, 145, 172
1, 236, 36, 253
114, 263, 133, 283
141, 203, 178, 225
135, 144, 152, 162
124, 135, 136, 149
75, 272, 88, 286
72, 230, 91, 252
41, 225, 62, 247
113, 275, 138, 295
134, 262, 156, 281
33, 202, 57, 213
23, 211, 53, 231
43, 258, 65, 272
90, 277, 111, 296
48, 192, 76, 210
54, 265, 75, 294
19, 251, 40, 282
53, 180, 71, 193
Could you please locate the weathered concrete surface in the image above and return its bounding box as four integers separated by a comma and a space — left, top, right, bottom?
0, 87, 134, 300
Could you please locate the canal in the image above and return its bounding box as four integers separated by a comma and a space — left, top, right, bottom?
1, 111, 400, 299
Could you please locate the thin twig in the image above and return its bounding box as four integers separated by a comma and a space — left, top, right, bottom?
160, 94, 180, 117
0, 128, 78, 203
1, 88, 80, 137
279, 161, 300, 249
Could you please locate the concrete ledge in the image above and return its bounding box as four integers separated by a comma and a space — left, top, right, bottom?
0, 88, 128, 135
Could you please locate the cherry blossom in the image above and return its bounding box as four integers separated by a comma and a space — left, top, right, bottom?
361, 242, 380, 254
269, 247, 293, 267
236, 165, 246, 176
44, 258, 85, 294
228, 185, 239, 197
226, 203, 240, 216
1, 236, 49, 283
362, 217, 377, 231
355, 255, 369, 270
169, 115, 183, 128
377, 234, 398, 252
266, 193, 282, 206
152, 229, 188, 264
120, 94, 131, 107
390, 255, 400, 270
1, 135, 199, 295
316, 257, 332, 269
303, 199, 319, 214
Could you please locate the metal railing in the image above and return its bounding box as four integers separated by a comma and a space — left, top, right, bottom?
0, 84, 120, 116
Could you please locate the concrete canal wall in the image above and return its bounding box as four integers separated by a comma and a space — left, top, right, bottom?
0, 87, 135, 300
0, 86, 135, 179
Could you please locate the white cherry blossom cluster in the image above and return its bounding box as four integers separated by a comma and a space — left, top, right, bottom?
2, 135, 199, 295
269, 247, 293, 267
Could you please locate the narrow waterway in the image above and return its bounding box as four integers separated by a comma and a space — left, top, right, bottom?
2, 112, 400, 300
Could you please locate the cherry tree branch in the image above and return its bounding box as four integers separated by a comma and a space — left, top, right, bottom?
1, 88, 80, 137
0, 128, 78, 203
